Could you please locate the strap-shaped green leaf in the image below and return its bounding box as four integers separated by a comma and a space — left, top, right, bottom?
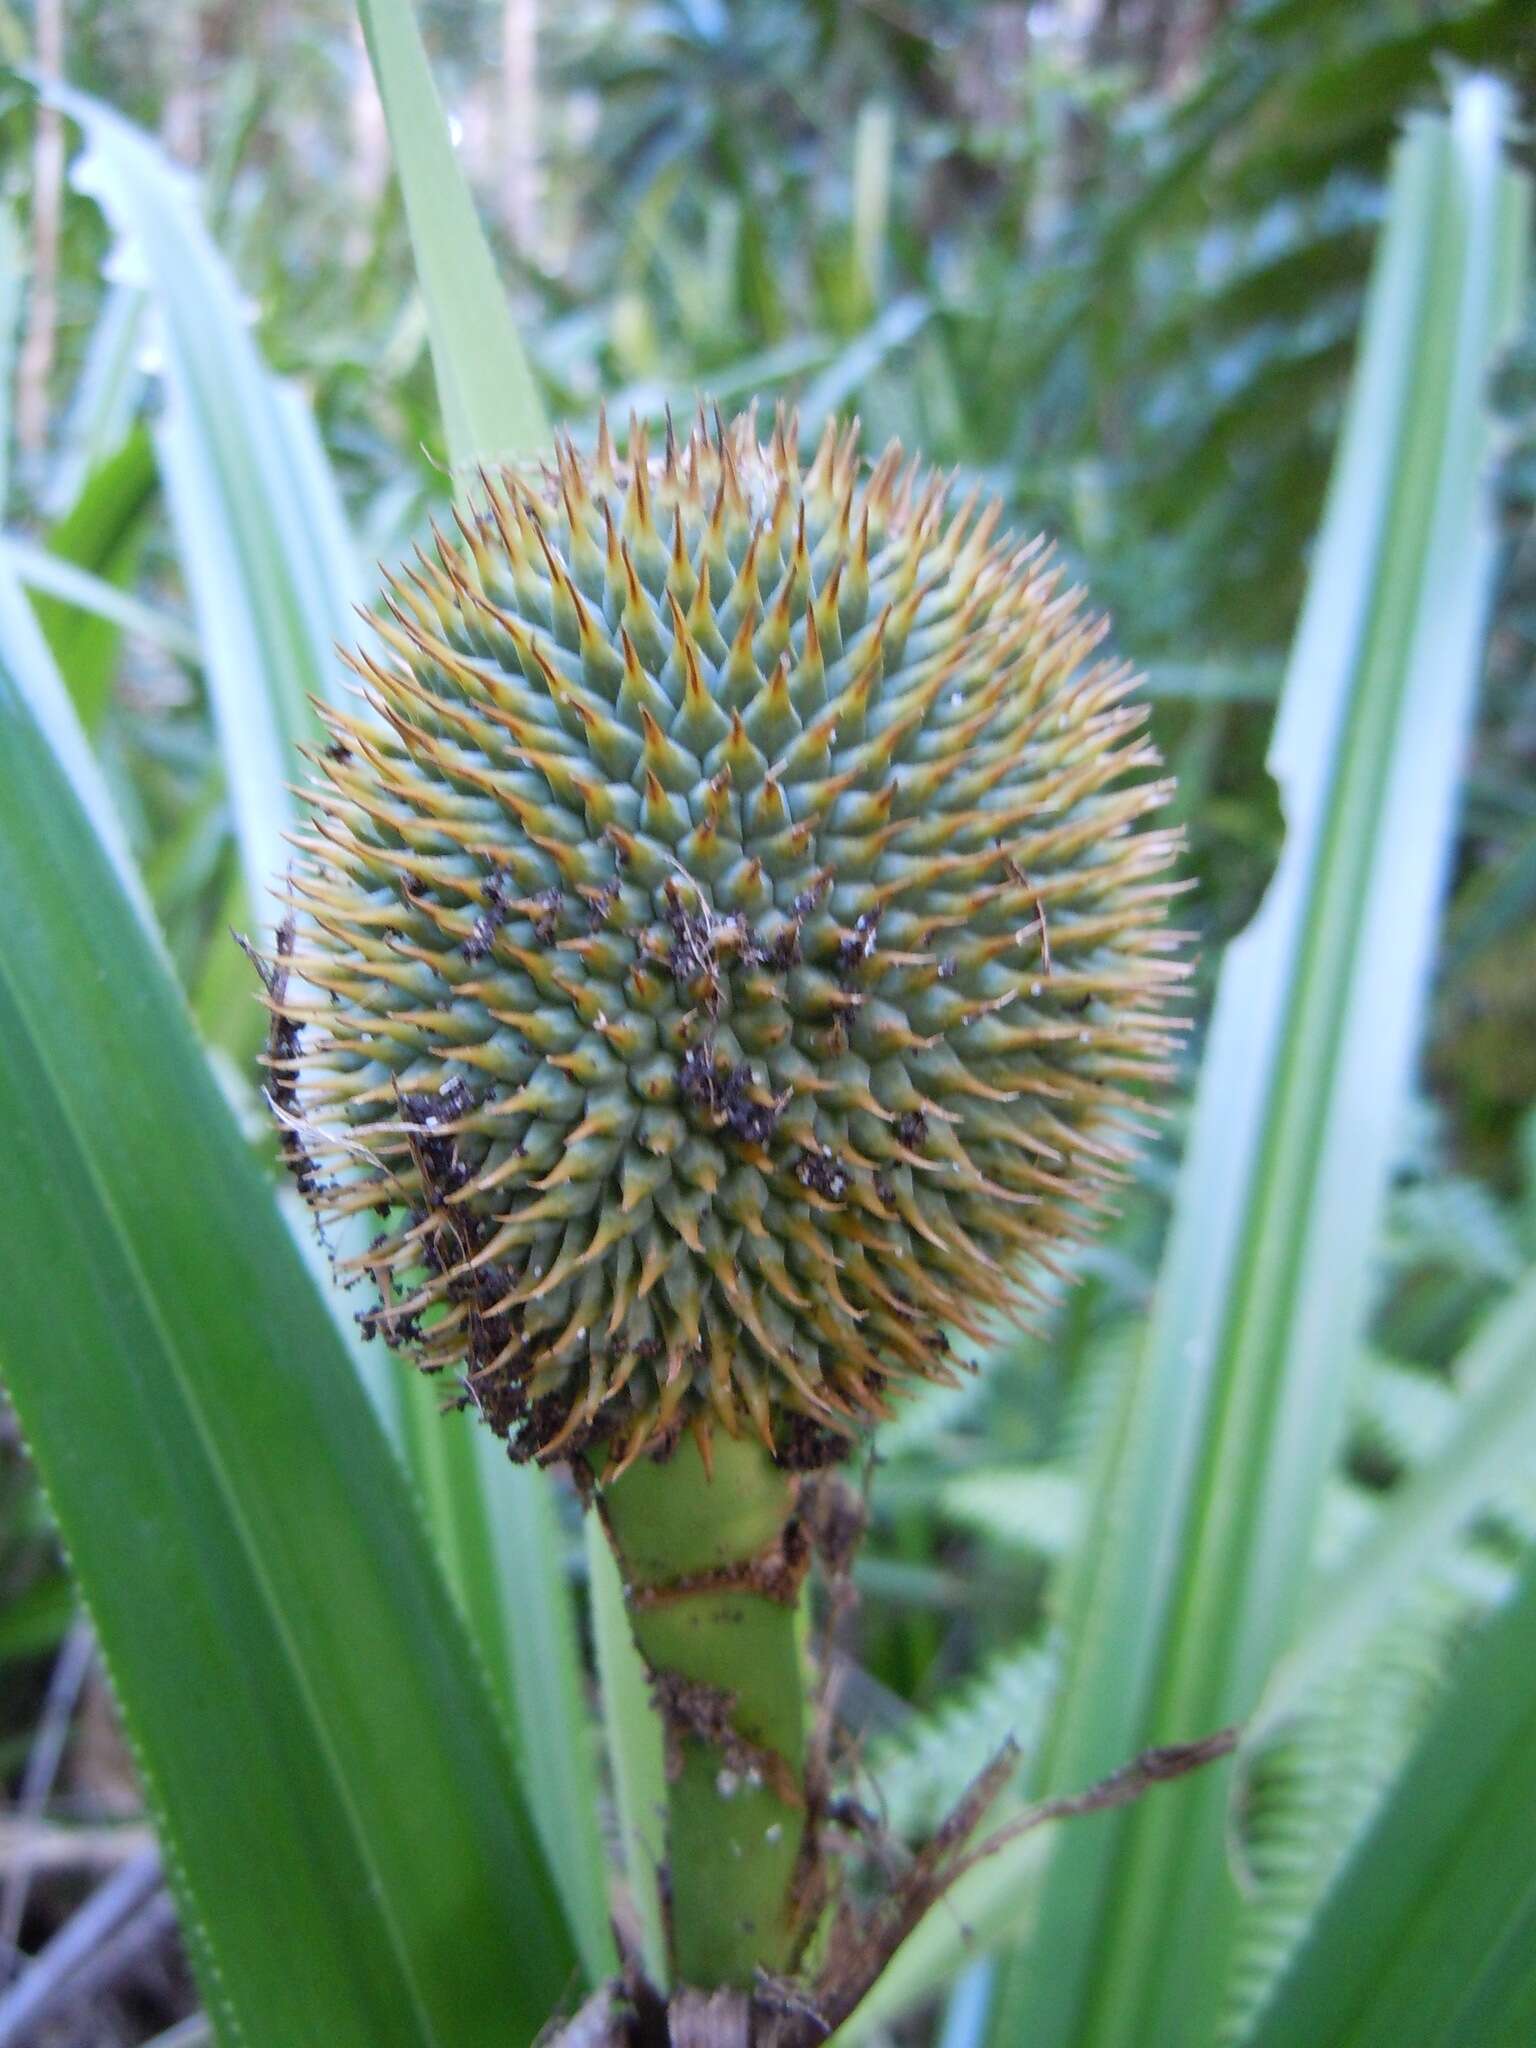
44, 73, 362, 1037
1253, 1269, 1536, 1744
355, 0, 547, 472
1243, 1539, 1536, 2047
399, 1383, 616, 1983
0, 562, 578, 2045
7, 522, 198, 667
987, 75, 1529, 2048
344, 8, 615, 1966
586, 1517, 669, 1987
27, 423, 158, 731
54, 83, 363, 901
47, 78, 613, 1981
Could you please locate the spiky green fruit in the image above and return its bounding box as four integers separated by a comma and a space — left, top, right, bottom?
269, 408, 1181, 1467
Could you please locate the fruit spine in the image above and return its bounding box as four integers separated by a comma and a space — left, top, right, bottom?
267, 407, 1182, 1466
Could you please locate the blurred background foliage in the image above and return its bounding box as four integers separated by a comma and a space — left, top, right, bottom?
0, 2, 1532, 2041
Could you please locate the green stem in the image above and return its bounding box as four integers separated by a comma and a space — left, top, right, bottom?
597, 1430, 812, 1990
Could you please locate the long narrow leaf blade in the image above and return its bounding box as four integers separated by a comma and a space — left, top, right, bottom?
832, 1836, 1051, 2046
0, 545, 146, 912
53, 83, 363, 896
7, 527, 199, 664
0, 207, 22, 509
1253, 1268, 1536, 1743
991, 76, 1529, 2048
27, 424, 159, 729
480, 1447, 616, 1983
1244, 1543, 1536, 2048
586, 1517, 669, 1986
354, 0, 546, 473
401, 1385, 616, 1983
346, 3, 615, 1970
42, 277, 146, 517
0, 554, 578, 2046
45, 86, 612, 1973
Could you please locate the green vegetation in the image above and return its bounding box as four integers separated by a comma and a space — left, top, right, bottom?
0, 3, 1532, 2044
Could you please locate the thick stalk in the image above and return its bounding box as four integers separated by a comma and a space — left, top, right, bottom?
597, 1430, 812, 1990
